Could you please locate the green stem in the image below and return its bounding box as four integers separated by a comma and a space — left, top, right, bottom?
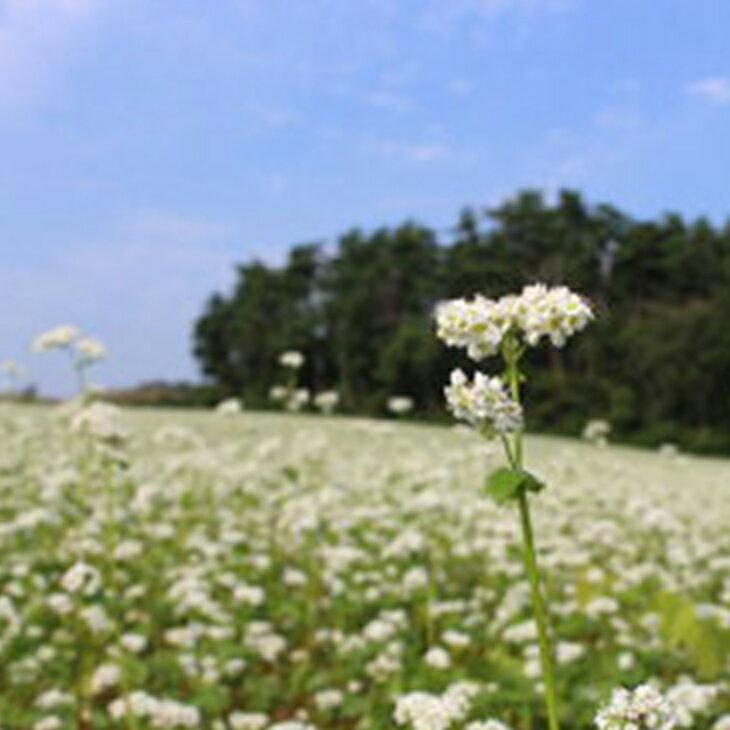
516, 490, 560, 730
503, 345, 560, 730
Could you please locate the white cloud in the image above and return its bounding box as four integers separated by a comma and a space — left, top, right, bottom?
593, 106, 643, 131
448, 78, 475, 96
686, 77, 730, 105
122, 210, 234, 242
362, 90, 412, 111
374, 140, 457, 162
419, 0, 578, 33
0, 0, 104, 115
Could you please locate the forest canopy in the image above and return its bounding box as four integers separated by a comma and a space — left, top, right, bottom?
193, 189, 730, 454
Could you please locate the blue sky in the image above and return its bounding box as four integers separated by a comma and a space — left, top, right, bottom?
2, 0, 729, 395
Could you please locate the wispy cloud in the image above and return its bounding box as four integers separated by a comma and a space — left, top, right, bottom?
593, 106, 644, 131
686, 77, 730, 105
419, 0, 578, 33
361, 90, 413, 112
448, 78, 475, 96
0, 0, 104, 115
122, 210, 234, 242
373, 140, 458, 162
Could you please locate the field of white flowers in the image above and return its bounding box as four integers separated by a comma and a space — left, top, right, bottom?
1, 402, 729, 730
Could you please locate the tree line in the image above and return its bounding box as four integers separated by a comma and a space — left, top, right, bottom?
192, 189, 730, 454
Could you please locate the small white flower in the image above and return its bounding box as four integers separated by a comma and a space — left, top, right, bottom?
388, 396, 414, 415
69, 402, 126, 443
583, 419, 611, 444
424, 645, 451, 669
314, 390, 339, 414
279, 351, 305, 369
215, 398, 243, 415
444, 369, 522, 434
595, 685, 676, 730
75, 337, 106, 365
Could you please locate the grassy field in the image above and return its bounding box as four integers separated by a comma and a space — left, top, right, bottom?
1, 403, 729, 729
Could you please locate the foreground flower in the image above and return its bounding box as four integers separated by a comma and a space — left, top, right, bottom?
595, 685, 676, 730
435, 283, 593, 360
435, 282, 595, 730
445, 369, 522, 434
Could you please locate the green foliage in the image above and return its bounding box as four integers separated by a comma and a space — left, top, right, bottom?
484, 467, 546, 504
193, 189, 730, 454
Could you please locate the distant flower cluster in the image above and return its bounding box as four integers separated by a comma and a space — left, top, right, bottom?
394, 683, 482, 730
279, 351, 305, 370
388, 396, 414, 416
583, 419, 611, 446
216, 398, 244, 416
32, 324, 82, 352
314, 390, 339, 414
270, 384, 311, 412
109, 691, 200, 728
268, 352, 342, 416
32, 324, 106, 392
69, 401, 126, 444
595, 685, 676, 730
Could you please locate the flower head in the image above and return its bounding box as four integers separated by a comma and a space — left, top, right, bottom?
215, 398, 243, 415
279, 351, 304, 369
32, 325, 81, 352
435, 284, 593, 360
595, 685, 676, 730
445, 369, 522, 434
314, 390, 339, 414
75, 337, 106, 365
388, 396, 414, 415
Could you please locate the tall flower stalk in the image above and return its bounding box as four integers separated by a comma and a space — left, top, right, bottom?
435, 283, 594, 730
32, 324, 106, 396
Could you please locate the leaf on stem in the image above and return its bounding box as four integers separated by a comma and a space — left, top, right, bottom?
484, 467, 545, 504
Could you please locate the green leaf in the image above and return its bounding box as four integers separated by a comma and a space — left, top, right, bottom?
484, 467, 546, 504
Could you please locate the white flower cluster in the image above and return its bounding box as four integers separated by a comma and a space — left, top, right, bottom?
271, 385, 310, 412
583, 419, 611, 445
2, 359, 23, 378
32, 325, 106, 393
394, 684, 477, 730
69, 401, 126, 444
595, 685, 677, 730
215, 398, 243, 416
394, 693, 458, 730
75, 337, 106, 366
279, 350, 305, 369
435, 283, 593, 359
32, 325, 81, 352
108, 692, 200, 728
444, 369, 522, 434
388, 396, 414, 415
314, 390, 339, 414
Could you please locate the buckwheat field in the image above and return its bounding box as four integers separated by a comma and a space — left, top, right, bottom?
1, 403, 729, 730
